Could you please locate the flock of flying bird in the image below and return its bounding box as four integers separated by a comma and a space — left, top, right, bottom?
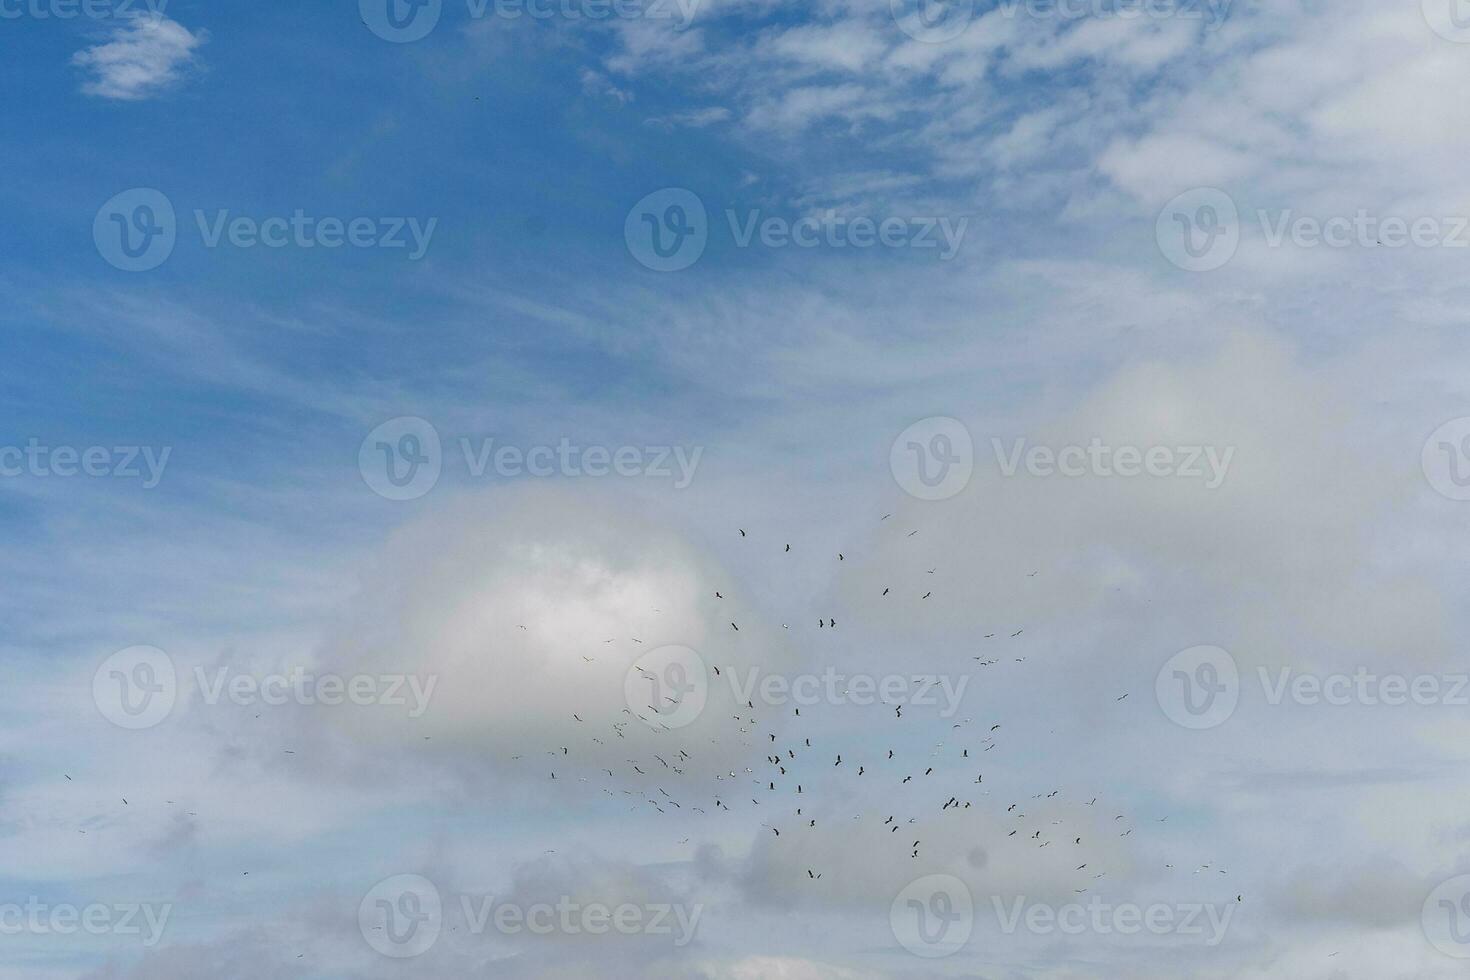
62, 515, 1240, 962
518, 519, 1242, 909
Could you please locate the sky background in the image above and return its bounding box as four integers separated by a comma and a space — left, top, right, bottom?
7, 0, 1470, 976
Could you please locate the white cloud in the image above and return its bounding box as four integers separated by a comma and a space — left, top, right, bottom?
644, 106, 733, 130
744, 83, 876, 132
72, 15, 207, 101
767, 20, 887, 73
303, 485, 801, 792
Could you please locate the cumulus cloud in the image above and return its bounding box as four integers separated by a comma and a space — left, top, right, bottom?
290, 485, 801, 795
72, 15, 206, 101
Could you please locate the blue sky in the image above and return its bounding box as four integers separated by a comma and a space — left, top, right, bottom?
8, 0, 1470, 977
